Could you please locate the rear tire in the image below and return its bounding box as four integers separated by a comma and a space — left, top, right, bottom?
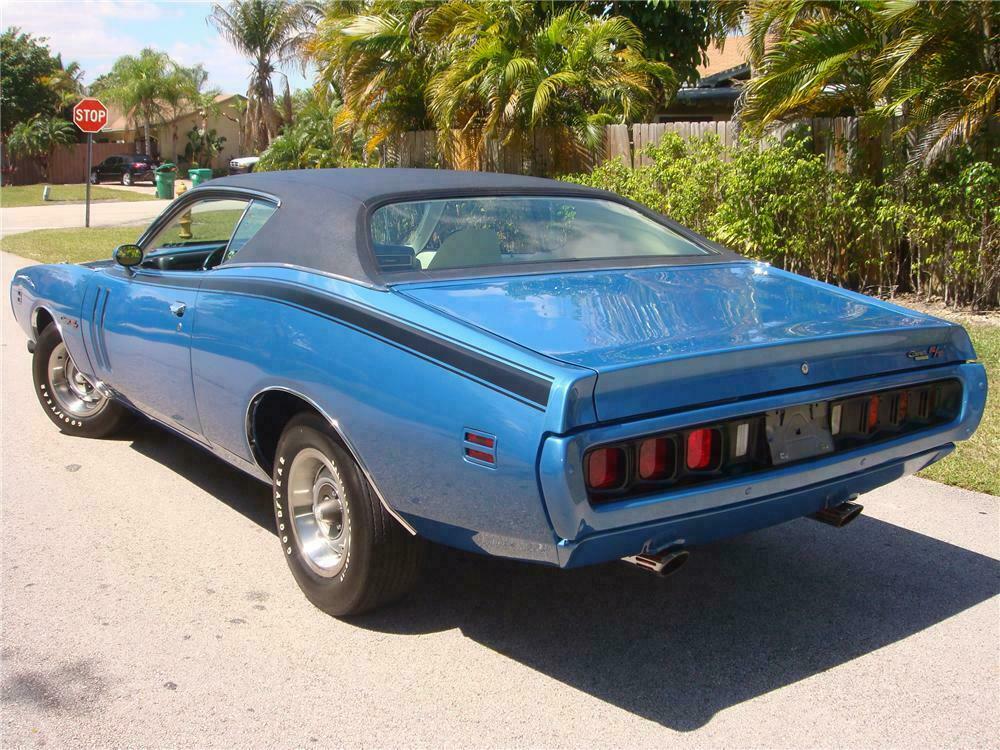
32, 324, 129, 438
273, 413, 423, 616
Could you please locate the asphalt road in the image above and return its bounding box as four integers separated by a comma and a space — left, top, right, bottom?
1, 251, 998, 748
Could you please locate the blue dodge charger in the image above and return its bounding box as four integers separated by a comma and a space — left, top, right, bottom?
9, 169, 987, 615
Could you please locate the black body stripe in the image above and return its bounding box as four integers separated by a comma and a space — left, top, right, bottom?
131, 272, 554, 407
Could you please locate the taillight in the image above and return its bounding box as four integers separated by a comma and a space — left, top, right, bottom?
586, 447, 625, 490
638, 437, 675, 480
866, 396, 880, 433
686, 428, 721, 471
583, 379, 960, 505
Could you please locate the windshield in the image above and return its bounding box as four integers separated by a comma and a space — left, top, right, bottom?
370, 195, 710, 273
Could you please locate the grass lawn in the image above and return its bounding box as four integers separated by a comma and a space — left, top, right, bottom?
1, 183, 157, 208
1, 226, 143, 264
2, 223, 997, 496
919, 323, 999, 496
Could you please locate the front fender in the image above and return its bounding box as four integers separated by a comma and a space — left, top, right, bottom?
10, 263, 98, 375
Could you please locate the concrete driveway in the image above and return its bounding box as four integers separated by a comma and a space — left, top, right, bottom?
1, 251, 997, 748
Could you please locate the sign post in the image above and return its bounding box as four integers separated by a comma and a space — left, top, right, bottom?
72, 98, 109, 228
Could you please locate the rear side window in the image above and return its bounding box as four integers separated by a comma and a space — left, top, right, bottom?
223, 200, 277, 263
370, 195, 710, 273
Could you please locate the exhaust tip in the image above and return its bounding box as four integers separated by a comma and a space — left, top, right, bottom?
625, 548, 690, 577
811, 501, 864, 528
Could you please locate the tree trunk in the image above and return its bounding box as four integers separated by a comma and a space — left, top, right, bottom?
143, 119, 151, 157
858, 119, 883, 185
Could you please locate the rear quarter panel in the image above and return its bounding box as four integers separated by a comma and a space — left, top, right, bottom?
191, 267, 592, 563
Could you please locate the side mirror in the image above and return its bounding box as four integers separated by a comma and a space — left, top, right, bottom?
114, 244, 143, 269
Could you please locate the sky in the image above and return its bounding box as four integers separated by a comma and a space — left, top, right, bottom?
0, 0, 312, 94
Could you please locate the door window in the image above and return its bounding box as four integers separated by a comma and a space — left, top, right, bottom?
140, 198, 249, 272
146, 198, 249, 252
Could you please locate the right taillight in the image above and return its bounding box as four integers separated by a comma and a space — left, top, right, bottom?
586, 446, 626, 490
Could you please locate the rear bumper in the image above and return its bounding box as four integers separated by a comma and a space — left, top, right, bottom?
555, 444, 951, 567
539, 362, 987, 566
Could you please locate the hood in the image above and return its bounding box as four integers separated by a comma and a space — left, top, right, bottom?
397, 263, 975, 422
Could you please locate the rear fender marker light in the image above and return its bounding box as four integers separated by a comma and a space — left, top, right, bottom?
463, 428, 497, 467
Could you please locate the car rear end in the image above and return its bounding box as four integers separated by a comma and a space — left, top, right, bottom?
129, 155, 157, 183
400, 262, 988, 568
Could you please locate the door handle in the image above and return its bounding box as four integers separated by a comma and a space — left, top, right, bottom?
169, 302, 187, 317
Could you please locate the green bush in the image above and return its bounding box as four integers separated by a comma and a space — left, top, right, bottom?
564, 135, 999, 310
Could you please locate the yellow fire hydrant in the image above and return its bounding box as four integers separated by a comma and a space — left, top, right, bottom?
176, 182, 192, 239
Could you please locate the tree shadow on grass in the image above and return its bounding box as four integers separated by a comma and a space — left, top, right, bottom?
128, 421, 1000, 731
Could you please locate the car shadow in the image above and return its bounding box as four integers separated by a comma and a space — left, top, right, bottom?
127, 422, 999, 731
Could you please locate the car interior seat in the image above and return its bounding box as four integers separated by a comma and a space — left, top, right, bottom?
426, 229, 502, 271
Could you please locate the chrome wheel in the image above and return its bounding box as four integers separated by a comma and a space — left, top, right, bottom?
287, 447, 351, 577
121, 172, 132, 186
47, 342, 107, 417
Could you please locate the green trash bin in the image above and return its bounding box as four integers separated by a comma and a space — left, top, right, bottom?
189, 168, 213, 187
154, 163, 176, 199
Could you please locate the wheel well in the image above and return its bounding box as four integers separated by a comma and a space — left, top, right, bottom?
248, 390, 327, 475
33, 307, 55, 337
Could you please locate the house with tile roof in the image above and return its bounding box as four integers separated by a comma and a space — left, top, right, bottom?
657, 36, 750, 122
98, 93, 248, 169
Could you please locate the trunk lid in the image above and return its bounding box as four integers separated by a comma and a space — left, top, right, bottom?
397, 263, 974, 422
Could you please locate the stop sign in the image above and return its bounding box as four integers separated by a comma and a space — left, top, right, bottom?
72, 98, 109, 133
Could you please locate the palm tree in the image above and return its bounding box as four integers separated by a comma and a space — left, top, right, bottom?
737, 0, 999, 174
209, 0, 316, 152
736, 0, 886, 181
425, 0, 674, 168
6, 115, 76, 182
872, 0, 1000, 165
43, 58, 86, 111
164, 64, 223, 162
94, 49, 183, 157
308, 1, 438, 154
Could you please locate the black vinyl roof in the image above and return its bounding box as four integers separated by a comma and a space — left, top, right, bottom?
198, 168, 739, 286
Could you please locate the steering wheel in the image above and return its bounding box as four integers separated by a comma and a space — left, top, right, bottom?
202, 245, 227, 271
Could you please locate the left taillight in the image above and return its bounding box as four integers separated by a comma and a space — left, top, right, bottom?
586, 446, 626, 490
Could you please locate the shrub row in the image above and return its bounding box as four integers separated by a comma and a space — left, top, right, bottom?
564, 134, 999, 310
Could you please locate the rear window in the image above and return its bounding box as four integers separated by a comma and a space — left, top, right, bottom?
370, 195, 710, 273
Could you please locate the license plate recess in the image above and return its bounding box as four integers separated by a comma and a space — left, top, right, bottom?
765, 402, 835, 465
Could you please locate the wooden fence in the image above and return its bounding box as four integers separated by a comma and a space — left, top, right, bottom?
2, 141, 141, 186
391, 117, 871, 177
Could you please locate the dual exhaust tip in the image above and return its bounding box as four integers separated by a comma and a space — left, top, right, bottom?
810, 500, 864, 528
624, 500, 864, 577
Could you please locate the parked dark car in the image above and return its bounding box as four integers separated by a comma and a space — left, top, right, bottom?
90, 154, 158, 186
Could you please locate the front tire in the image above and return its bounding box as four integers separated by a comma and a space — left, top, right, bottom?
121, 172, 132, 186
89, 172, 99, 184
274, 413, 423, 616
32, 325, 129, 438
